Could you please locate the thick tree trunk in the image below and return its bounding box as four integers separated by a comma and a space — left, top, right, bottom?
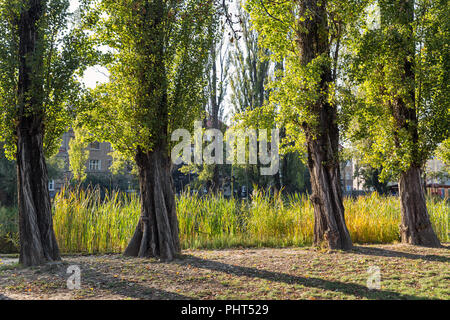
17, 122, 61, 266
306, 108, 353, 250
124, 149, 181, 261
297, 0, 352, 250
16, 0, 61, 266
399, 166, 441, 247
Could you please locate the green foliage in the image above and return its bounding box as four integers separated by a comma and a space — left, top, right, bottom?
68, 126, 90, 184
0, 142, 63, 206
0, 206, 18, 238
81, 0, 217, 160
435, 138, 450, 175
46, 155, 66, 180
0, 0, 97, 159
243, 0, 367, 157
229, 2, 270, 116
344, 0, 449, 179
0, 145, 16, 206
0, 206, 18, 253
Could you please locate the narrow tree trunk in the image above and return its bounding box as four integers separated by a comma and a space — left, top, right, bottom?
16, 0, 61, 266
124, 149, 181, 261
210, 43, 220, 194
297, 0, 352, 250
399, 166, 441, 247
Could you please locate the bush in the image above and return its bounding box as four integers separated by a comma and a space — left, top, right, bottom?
0, 206, 18, 253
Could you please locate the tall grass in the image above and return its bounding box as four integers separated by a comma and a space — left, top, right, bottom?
53, 188, 140, 254
51, 188, 448, 254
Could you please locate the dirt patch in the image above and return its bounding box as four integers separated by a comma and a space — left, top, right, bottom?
0, 244, 448, 300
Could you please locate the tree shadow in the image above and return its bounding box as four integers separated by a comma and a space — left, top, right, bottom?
1, 260, 193, 300
351, 245, 450, 263
0, 293, 12, 300
175, 255, 427, 300
76, 264, 195, 300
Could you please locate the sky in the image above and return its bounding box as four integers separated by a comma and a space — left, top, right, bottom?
69, 0, 109, 89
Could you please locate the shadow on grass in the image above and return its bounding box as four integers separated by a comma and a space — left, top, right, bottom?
0, 293, 12, 300
76, 263, 194, 300
1, 260, 193, 300
351, 246, 450, 263
175, 255, 426, 300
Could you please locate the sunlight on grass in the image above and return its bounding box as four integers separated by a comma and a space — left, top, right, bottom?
50, 188, 450, 254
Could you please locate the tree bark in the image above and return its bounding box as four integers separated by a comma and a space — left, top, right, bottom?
298, 0, 352, 250
399, 166, 440, 247
16, 0, 61, 266
17, 122, 61, 266
124, 148, 181, 261
305, 108, 352, 250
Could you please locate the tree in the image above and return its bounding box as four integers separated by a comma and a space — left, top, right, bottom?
0, 0, 92, 266
68, 126, 90, 186
229, 2, 273, 191
354, 165, 390, 194
83, 0, 216, 261
0, 144, 16, 207
346, 0, 447, 246
435, 138, 450, 176
245, 0, 363, 249
205, 23, 229, 193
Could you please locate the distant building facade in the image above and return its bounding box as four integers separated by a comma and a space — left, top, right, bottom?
49, 129, 114, 196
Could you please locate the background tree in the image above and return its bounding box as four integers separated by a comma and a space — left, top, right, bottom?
83, 0, 216, 261
206, 21, 229, 193
0, 144, 16, 207
0, 0, 92, 266
435, 138, 450, 176
68, 126, 90, 187
345, 0, 448, 247
229, 2, 273, 192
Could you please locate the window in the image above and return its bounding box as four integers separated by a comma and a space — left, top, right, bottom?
89, 160, 101, 171
48, 180, 55, 191
89, 142, 100, 150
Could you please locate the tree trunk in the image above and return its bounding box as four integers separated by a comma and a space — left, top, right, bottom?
399, 166, 441, 247
305, 110, 353, 250
296, 0, 352, 250
210, 43, 221, 194
16, 0, 61, 267
17, 123, 61, 266
124, 148, 181, 261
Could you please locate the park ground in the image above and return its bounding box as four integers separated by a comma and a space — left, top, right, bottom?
0, 243, 448, 300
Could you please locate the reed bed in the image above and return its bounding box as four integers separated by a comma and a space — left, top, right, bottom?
51, 188, 449, 254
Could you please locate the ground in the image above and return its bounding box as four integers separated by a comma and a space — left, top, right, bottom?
0, 244, 448, 300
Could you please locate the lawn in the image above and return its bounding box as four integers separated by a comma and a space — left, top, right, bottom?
1, 243, 448, 300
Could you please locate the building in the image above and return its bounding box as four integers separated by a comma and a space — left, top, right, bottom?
340, 159, 354, 194
349, 156, 449, 198
49, 129, 114, 195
